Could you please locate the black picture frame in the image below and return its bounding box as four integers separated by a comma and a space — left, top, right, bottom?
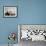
3, 6, 18, 18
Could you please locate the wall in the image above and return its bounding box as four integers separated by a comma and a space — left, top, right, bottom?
0, 0, 18, 44
18, 0, 46, 24
0, 0, 46, 44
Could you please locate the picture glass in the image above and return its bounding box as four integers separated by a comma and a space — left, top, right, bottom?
4, 6, 17, 17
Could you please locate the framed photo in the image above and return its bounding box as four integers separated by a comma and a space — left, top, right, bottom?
3, 6, 17, 18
